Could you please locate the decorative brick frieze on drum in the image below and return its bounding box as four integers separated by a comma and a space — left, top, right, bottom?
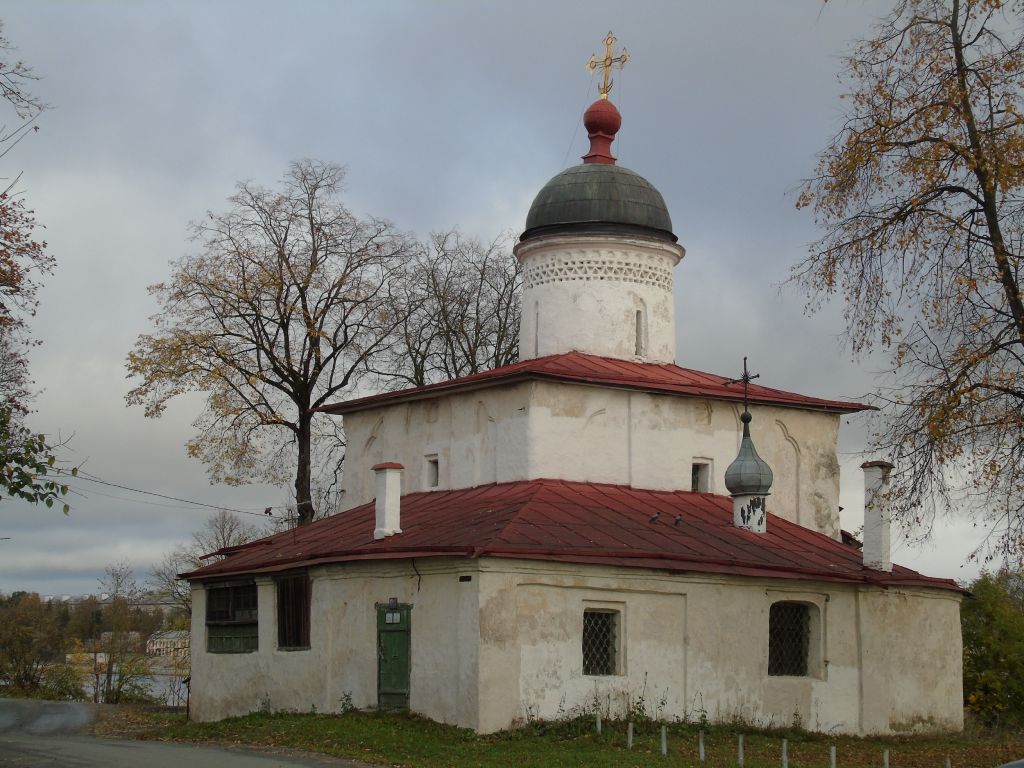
521, 249, 674, 291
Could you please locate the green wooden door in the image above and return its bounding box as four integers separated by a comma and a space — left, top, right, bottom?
376, 603, 411, 709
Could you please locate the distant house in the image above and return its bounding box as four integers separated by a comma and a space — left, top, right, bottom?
147, 630, 190, 659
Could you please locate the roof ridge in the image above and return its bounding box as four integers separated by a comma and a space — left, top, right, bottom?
320, 352, 871, 416
473, 479, 563, 554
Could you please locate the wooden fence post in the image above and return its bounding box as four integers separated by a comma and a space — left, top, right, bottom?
627, 722, 633, 750
660, 725, 667, 756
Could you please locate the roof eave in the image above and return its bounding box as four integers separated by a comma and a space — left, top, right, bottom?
317, 372, 531, 415
182, 545, 476, 581
183, 545, 960, 593
318, 370, 871, 416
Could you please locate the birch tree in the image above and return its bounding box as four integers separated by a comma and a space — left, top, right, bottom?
127, 161, 416, 524
795, 0, 1024, 561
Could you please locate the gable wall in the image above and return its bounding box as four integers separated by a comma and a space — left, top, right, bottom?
338, 381, 842, 537
339, 382, 533, 511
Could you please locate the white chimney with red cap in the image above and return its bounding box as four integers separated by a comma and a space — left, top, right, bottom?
372, 462, 404, 540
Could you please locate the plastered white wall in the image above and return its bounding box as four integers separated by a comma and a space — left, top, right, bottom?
189, 560, 481, 728
514, 234, 684, 364
339, 383, 533, 511
475, 559, 962, 735
857, 588, 964, 732
339, 381, 842, 537
190, 558, 961, 736
188, 578, 329, 721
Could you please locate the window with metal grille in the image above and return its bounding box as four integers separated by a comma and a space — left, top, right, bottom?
206, 582, 258, 653
277, 572, 311, 649
768, 602, 810, 676
582, 610, 619, 675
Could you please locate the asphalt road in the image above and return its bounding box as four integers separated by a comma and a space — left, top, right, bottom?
0, 698, 364, 768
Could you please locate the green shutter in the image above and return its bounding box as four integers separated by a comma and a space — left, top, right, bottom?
207, 622, 258, 653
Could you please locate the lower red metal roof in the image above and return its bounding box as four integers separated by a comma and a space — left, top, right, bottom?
317, 351, 870, 415
185, 479, 958, 593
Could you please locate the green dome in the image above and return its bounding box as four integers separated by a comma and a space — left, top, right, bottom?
521, 164, 676, 243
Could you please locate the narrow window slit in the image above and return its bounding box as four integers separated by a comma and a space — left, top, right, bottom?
635, 309, 645, 356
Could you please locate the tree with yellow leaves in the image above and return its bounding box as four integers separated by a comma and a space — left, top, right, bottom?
796, 0, 1024, 562
127, 161, 417, 525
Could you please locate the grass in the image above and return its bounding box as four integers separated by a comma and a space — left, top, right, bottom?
94, 708, 1024, 768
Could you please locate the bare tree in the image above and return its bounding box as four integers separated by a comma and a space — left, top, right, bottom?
795, 0, 1024, 563
380, 229, 521, 387
100, 561, 141, 602
127, 161, 417, 524
0, 22, 44, 129
95, 563, 153, 704
150, 509, 262, 615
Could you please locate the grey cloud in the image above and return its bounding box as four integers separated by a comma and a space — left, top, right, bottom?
3, 0, 978, 594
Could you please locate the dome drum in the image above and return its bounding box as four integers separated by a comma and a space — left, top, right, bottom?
515, 234, 681, 364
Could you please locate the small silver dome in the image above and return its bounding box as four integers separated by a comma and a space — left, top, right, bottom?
724, 412, 774, 496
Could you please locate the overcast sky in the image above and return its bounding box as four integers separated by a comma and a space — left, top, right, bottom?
0, 1, 986, 596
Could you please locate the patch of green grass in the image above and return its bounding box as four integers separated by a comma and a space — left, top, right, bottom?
103, 707, 1024, 768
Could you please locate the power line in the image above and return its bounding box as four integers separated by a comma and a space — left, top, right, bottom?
57, 470, 279, 519
61, 482, 236, 513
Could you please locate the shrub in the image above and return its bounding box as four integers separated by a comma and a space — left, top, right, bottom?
962, 571, 1024, 728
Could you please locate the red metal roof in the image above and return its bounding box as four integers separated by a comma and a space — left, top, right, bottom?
318, 352, 870, 415
185, 479, 958, 593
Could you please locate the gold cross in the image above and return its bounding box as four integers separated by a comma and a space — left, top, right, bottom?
586, 31, 630, 100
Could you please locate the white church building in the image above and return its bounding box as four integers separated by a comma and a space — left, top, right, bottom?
186, 62, 963, 734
